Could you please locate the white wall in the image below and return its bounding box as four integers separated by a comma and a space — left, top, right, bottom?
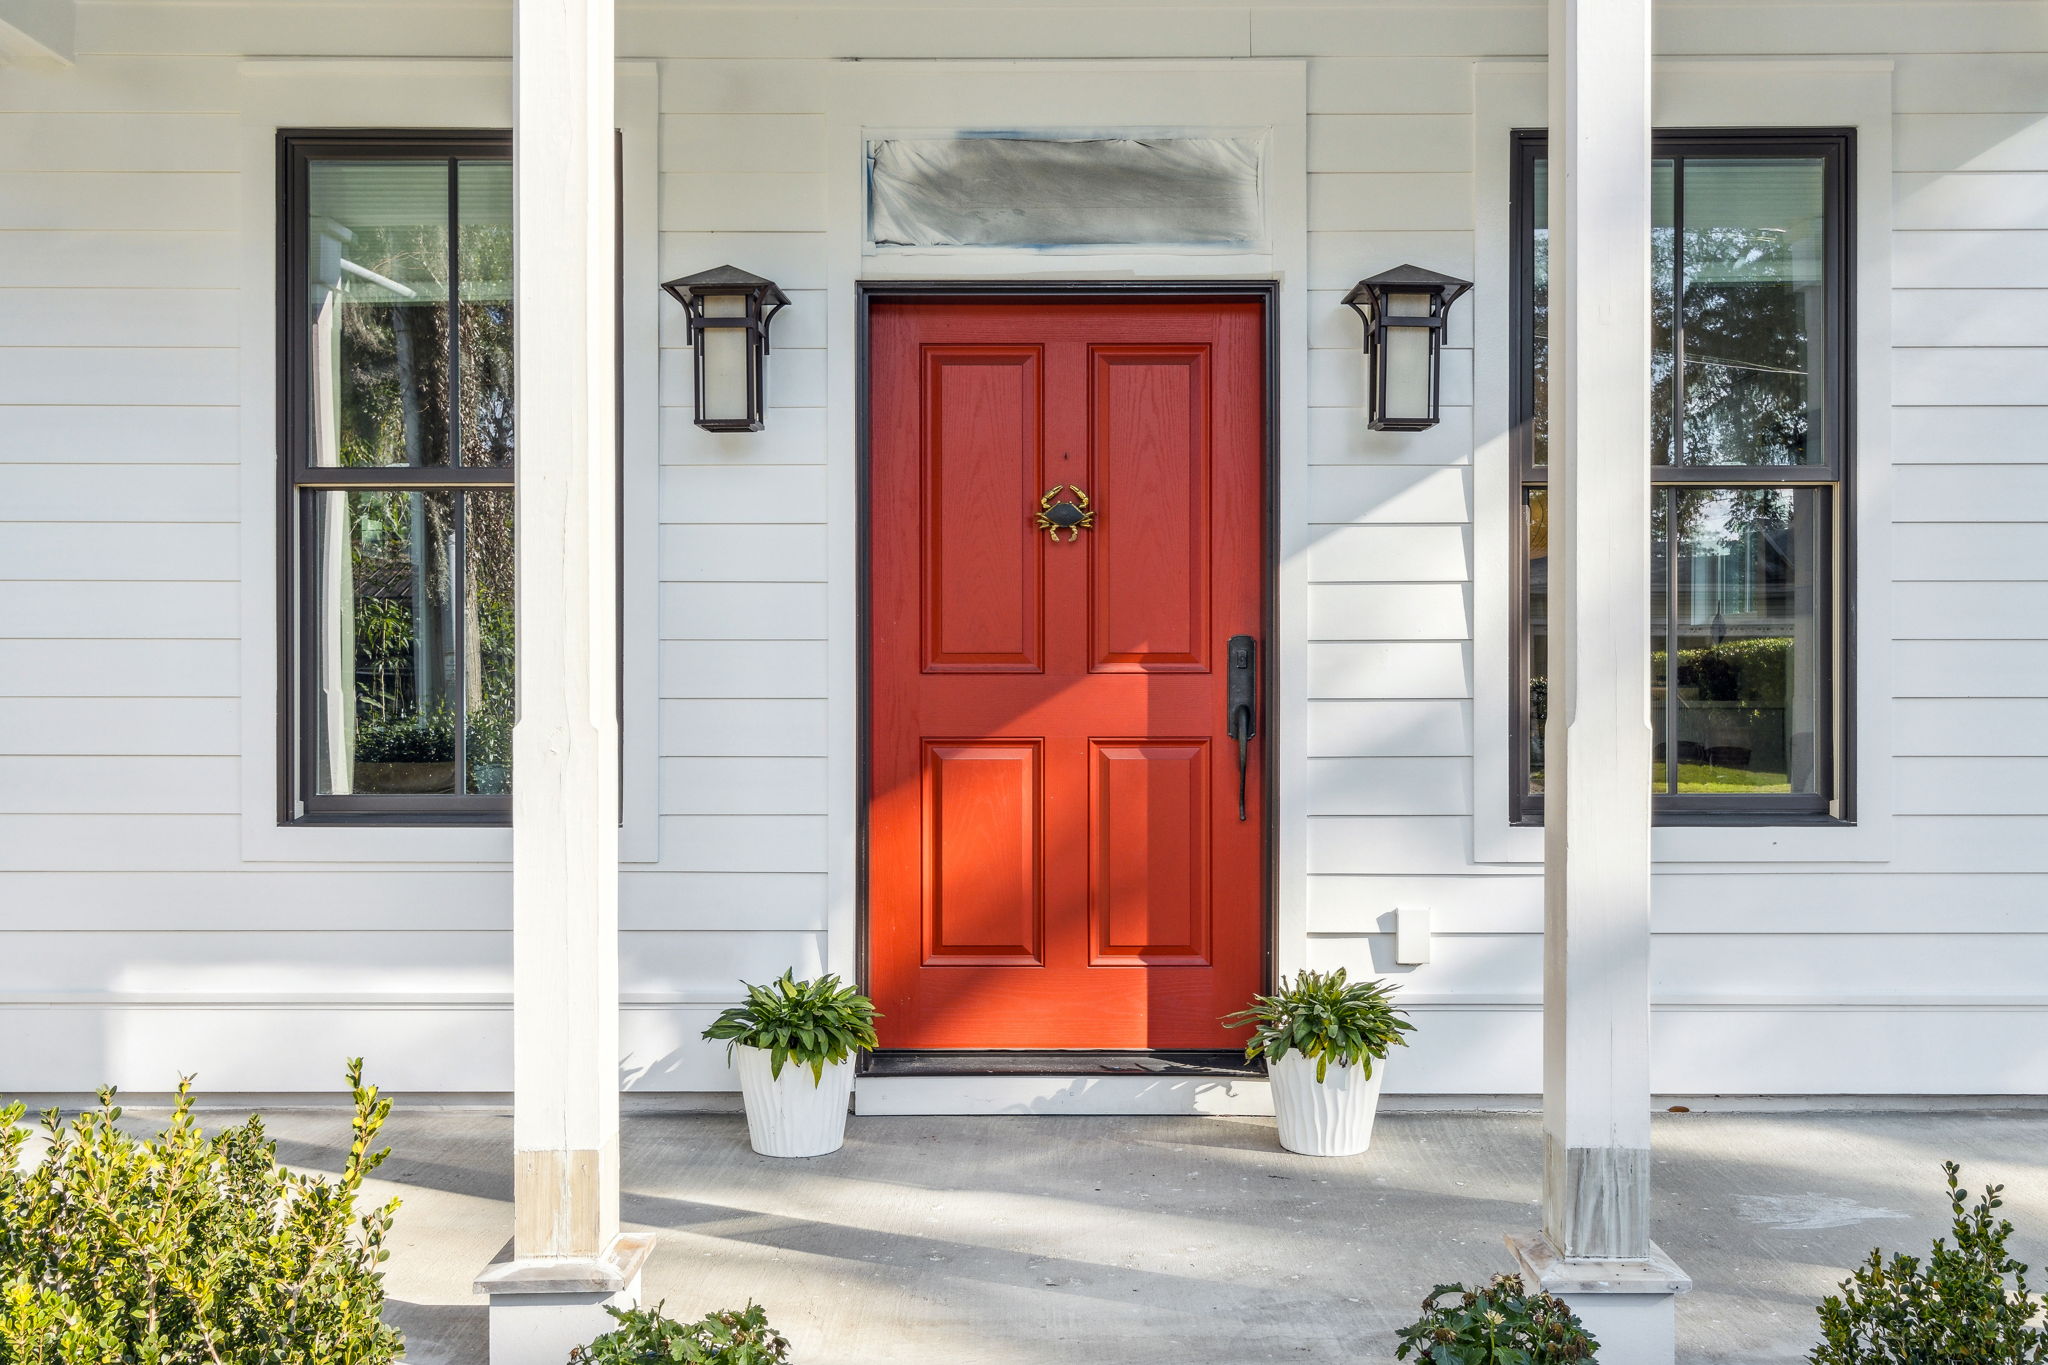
2, 0, 2046, 1096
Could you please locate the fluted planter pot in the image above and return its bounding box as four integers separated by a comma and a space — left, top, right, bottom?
1267, 1051, 1387, 1157
734, 1044, 854, 1158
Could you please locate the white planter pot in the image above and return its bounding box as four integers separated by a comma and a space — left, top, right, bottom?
734, 1044, 854, 1158
1266, 1051, 1387, 1157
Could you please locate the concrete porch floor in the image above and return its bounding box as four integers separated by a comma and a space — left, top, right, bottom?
177, 1106, 2048, 1364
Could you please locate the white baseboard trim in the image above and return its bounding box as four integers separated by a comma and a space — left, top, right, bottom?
852, 1074, 1274, 1117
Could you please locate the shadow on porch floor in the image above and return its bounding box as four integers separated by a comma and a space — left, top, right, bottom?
203, 1107, 2048, 1364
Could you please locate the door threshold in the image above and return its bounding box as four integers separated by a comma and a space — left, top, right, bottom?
865, 1050, 1258, 1079
855, 1053, 1272, 1117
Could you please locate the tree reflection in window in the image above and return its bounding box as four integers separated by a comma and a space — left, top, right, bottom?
292, 140, 516, 815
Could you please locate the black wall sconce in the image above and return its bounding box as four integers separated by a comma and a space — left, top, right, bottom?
660, 264, 789, 432
1342, 264, 1472, 432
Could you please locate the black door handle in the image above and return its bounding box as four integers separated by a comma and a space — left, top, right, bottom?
1226, 634, 1257, 822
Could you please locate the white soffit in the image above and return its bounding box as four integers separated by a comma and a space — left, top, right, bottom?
0, 0, 73, 69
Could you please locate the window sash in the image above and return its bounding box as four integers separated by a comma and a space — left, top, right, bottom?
1509, 128, 1852, 826
1513, 129, 1851, 485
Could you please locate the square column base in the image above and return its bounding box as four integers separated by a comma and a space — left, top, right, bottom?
1507, 1233, 1690, 1365
475, 1234, 654, 1365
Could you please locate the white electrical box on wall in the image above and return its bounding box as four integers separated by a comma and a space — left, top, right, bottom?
1395, 907, 1433, 966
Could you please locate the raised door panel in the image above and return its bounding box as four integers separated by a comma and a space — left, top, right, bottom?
923, 740, 1043, 965
922, 347, 1043, 672
1090, 346, 1210, 673
1090, 739, 1211, 965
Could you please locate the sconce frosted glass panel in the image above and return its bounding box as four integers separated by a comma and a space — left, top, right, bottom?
699, 293, 751, 424
1381, 292, 1434, 423
868, 136, 1263, 248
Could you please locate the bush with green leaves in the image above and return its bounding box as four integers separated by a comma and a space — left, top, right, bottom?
1811, 1161, 2048, 1363
0, 1060, 401, 1365
352, 707, 458, 765
1222, 967, 1414, 1082
701, 971, 880, 1085
570, 1302, 790, 1365
1395, 1274, 1599, 1364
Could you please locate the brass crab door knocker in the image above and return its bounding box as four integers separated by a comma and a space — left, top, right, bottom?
1036, 485, 1094, 542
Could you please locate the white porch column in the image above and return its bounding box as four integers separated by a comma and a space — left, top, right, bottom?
474, 1, 649, 1359
1508, 0, 1689, 1359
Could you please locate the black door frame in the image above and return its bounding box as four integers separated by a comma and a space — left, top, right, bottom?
854, 280, 1281, 1075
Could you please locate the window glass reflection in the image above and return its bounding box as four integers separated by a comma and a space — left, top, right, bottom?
1677, 159, 1827, 466
1667, 488, 1823, 793
1525, 488, 1547, 792
308, 161, 452, 467
463, 489, 515, 794
457, 160, 514, 468
1530, 159, 1547, 467
1521, 486, 1826, 799
312, 490, 459, 794
1530, 155, 1825, 469
1651, 162, 1676, 464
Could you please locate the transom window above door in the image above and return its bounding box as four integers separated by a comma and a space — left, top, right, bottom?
1512, 129, 1853, 825
280, 132, 515, 824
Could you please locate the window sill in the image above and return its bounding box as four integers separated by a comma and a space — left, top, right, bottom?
1514, 812, 1851, 831
285, 813, 511, 829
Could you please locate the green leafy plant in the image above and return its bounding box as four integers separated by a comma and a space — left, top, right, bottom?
353, 707, 457, 764
701, 972, 880, 1085
570, 1302, 791, 1365
1222, 967, 1414, 1082
0, 1060, 402, 1365
1395, 1274, 1599, 1364
1811, 1161, 2048, 1364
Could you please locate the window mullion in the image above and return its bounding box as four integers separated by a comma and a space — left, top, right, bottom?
446, 158, 468, 795
447, 156, 463, 470
452, 490, 469, 795
1669, 156, 1686, 472
1663, 486, 1679, 798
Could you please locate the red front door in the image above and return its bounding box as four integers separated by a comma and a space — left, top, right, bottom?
867, 296, 1266, 1051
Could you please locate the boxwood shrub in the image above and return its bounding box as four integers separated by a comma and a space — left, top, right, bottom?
0, 1061, 402, 1364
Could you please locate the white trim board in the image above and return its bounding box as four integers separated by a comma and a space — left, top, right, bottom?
231, 58, 663, 866
821, 59, 1312, 980
1468, 57, 1897, 867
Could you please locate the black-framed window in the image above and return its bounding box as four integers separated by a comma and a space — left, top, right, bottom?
280, 131, 515, 824
1512, 129, 1852, 825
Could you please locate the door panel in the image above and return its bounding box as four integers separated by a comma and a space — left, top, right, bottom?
924, 740, 1043, 965
922, 347, 1044, 673
869, 295, 1265, 1051
1091, 347, 1210, 673
1091, 739, 1210, 965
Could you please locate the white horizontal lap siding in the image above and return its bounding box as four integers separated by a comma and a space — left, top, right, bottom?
1809, 42, 2048, 1084
0, 53, 245, 892
644, 76, 836, 1051
0, 48, 490, 1094
1307, 930, 2048, 1004
0, 928, 822, 1001
1293, 21, 1510, 1032
1887, 50, 2048, 1070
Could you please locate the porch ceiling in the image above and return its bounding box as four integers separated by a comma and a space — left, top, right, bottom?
0, 0, 73, 69
110, 1104, 2048, 1364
